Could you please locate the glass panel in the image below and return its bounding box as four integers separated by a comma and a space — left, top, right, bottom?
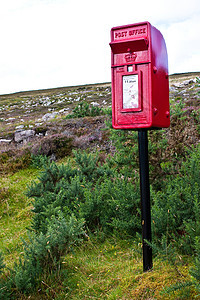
123, 74, 139, 109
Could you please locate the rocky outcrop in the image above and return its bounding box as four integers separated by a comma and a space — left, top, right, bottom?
14, 130, 35, 143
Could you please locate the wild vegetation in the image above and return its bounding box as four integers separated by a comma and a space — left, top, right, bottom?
0, 73, 199, 299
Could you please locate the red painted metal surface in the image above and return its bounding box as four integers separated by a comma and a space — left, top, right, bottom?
110, 21, 170, 129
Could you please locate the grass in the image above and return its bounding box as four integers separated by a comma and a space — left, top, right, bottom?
12, 237, 196, 299
58, 239, 195, 300
0, 167, 38, 267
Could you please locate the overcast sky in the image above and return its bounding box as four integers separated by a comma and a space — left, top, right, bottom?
0, 0, 200, 95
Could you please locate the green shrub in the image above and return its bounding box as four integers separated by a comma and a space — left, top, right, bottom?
80, 175, 141, 235
27, 150, 140, 236
162, 236, 200, 298
0, 281, 11, 300
102, 106, 112, 116
10, 214, 84, 293
190, 236, 200, 293
73, 149, 99, 181
107, 127, 170, 189
26, 160, 85, 233
66, 101, 103, 119
0, 252, 12, 299
0, 251, 5, 275
31, 154, 50, 169
170, 98, 186, 119
107, 129, 139, 178
73, 149, 113, 182
152, 145, 200, 254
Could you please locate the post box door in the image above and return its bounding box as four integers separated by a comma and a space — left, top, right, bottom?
112, 62, 152, 129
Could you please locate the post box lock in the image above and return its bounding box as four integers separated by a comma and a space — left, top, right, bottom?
110, 21, 170, 129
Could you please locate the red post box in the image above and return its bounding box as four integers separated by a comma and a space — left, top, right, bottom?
110, 21, 170, 129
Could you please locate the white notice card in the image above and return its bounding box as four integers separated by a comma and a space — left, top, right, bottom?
123, 74, 139, 109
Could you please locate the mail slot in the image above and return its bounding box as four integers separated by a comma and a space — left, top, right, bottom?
110, 21, 170, 129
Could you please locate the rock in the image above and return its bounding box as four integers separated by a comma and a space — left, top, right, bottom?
14, 130, 35, 143
0, 139, 12, 143
42, 112, 59, 121
59, 108, 69, 113
182, 79, 195, 85
173, 79, 195, 88
91, 102, 99, 106
57, 99, 64, 104
15, 125, 24, 130
169, 86, 177, 92
88, 135, 98, 142
49, 153, 56, 161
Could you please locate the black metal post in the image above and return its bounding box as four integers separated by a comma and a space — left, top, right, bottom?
138, 129, 153, 271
